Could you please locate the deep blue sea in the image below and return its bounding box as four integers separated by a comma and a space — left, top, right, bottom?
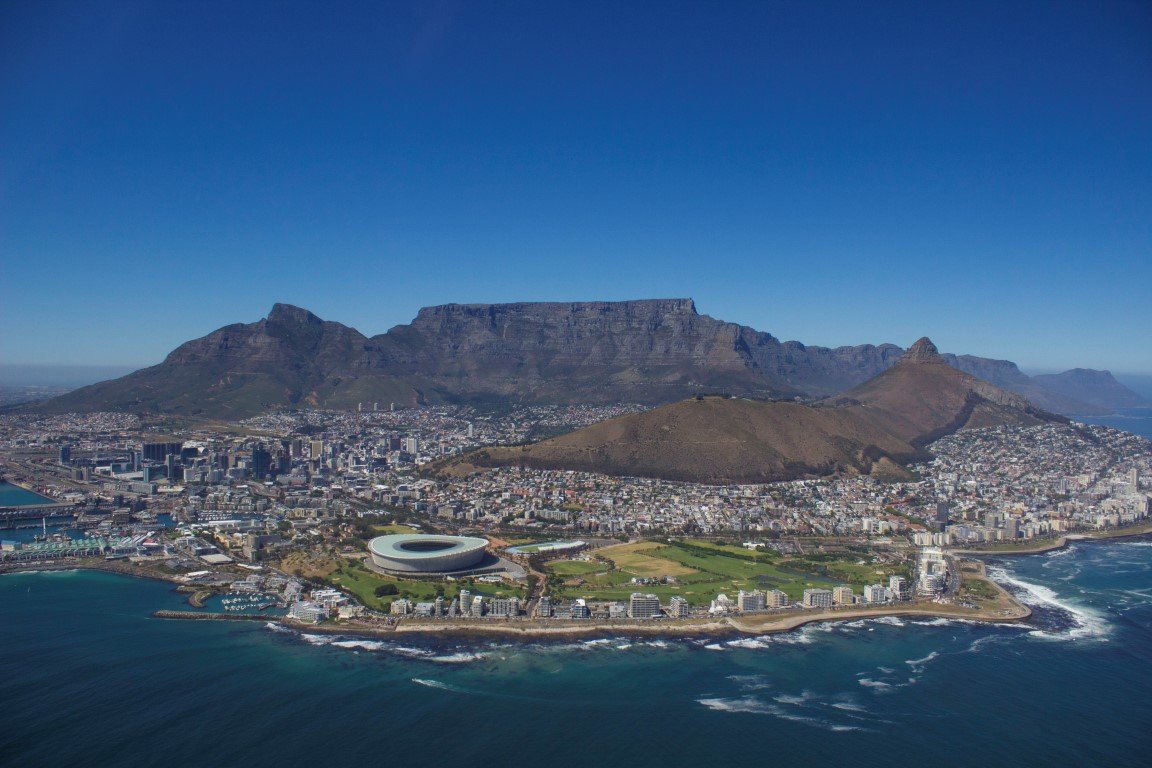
2, 538, 1151, 767
1080, 408, 1152, 440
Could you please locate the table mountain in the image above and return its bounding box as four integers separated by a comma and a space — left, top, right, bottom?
18, 300, 1144, 418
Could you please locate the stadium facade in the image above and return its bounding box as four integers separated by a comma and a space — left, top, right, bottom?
368, 534, 489, 574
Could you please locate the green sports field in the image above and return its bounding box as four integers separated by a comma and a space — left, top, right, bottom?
545, 539, 904, 606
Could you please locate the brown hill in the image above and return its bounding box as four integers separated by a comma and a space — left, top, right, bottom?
825, 338, 1058, 446
447, 337, 1065, 484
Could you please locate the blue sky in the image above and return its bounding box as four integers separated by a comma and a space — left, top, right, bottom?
2, 1, 1150, 374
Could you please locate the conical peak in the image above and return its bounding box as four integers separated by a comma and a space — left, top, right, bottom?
901, 337, 942, 363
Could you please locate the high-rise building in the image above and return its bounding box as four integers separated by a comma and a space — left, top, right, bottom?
58, 444, 71, 465
864, 584, 888, 603
802, 588, 833, 609
888, 576, 909, 601
251, 445, 272, 479
628, 592, 661, 618
736, 589, 766, 612
833, 586, 854, 605
458, 589, 471, 616
765, 589, 790, 608
536, 595, 553, 618
491, 597, 520, 617
142, 442, 183, 463
667, 596, 689, 618
1004, 517, 1020, 540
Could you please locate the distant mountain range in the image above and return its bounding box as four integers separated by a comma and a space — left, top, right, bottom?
443, 338, 1064, 484
17, 299, 1148, 418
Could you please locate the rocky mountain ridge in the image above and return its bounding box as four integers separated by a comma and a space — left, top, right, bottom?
19, 300, 1147, 418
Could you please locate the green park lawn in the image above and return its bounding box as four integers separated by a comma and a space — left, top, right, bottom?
546, 539, 904, 606
327, 558, 525, 611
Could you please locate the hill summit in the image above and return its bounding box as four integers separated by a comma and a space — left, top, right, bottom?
446, 337, 1065, 484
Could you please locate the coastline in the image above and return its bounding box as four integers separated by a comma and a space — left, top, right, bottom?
144, 559, 1029, 641
951, 520, 1152, 556
151, 597, 1029, 642
26, 528, 1152, 642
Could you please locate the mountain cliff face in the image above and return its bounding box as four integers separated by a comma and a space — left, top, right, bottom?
448, 338, 1065, 484
21, 300, 1145, 418
368, 299, 800, 404
1032, 369, 1151, 413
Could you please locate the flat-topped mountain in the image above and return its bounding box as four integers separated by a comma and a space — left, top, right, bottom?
19, 300, 1146, 418
448, 338, 1064, 484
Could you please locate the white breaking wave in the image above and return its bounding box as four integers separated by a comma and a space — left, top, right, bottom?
703, 643, 726, 651
297, 633, 464, 659
697, 697, 865, 732
412, 678, 461, 692
987, 566, 1111, 642
698, 695, 774, 714
857, 678, 891, 689
966, 635, 1009, 655
727, 674, 773, 691
428, 652, 489, 664
868, 616, 906, 627
907, 617, 981, 628
770, 630, 817, 646
329, 639, 393, 653
725, 637, 772, 650
905, 651, 940, 672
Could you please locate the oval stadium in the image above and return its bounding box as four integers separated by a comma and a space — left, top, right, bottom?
368, 534, 489, 574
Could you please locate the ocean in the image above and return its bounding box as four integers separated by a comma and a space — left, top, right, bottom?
1079, 409, 1152, 440
2, 538, 1150, 767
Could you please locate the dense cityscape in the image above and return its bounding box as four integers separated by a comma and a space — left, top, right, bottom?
2, 405, 1147, 627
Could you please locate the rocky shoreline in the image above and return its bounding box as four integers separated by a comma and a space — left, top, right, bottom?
14, 525, 1152, 643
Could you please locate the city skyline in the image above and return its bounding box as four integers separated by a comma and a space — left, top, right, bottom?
2, 2, 1150, 374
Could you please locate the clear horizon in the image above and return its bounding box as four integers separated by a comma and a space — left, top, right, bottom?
2, 2, 1150, 374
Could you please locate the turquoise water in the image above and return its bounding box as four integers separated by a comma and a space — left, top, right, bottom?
0, 481, 55, 507
2, 539, 1151, 767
